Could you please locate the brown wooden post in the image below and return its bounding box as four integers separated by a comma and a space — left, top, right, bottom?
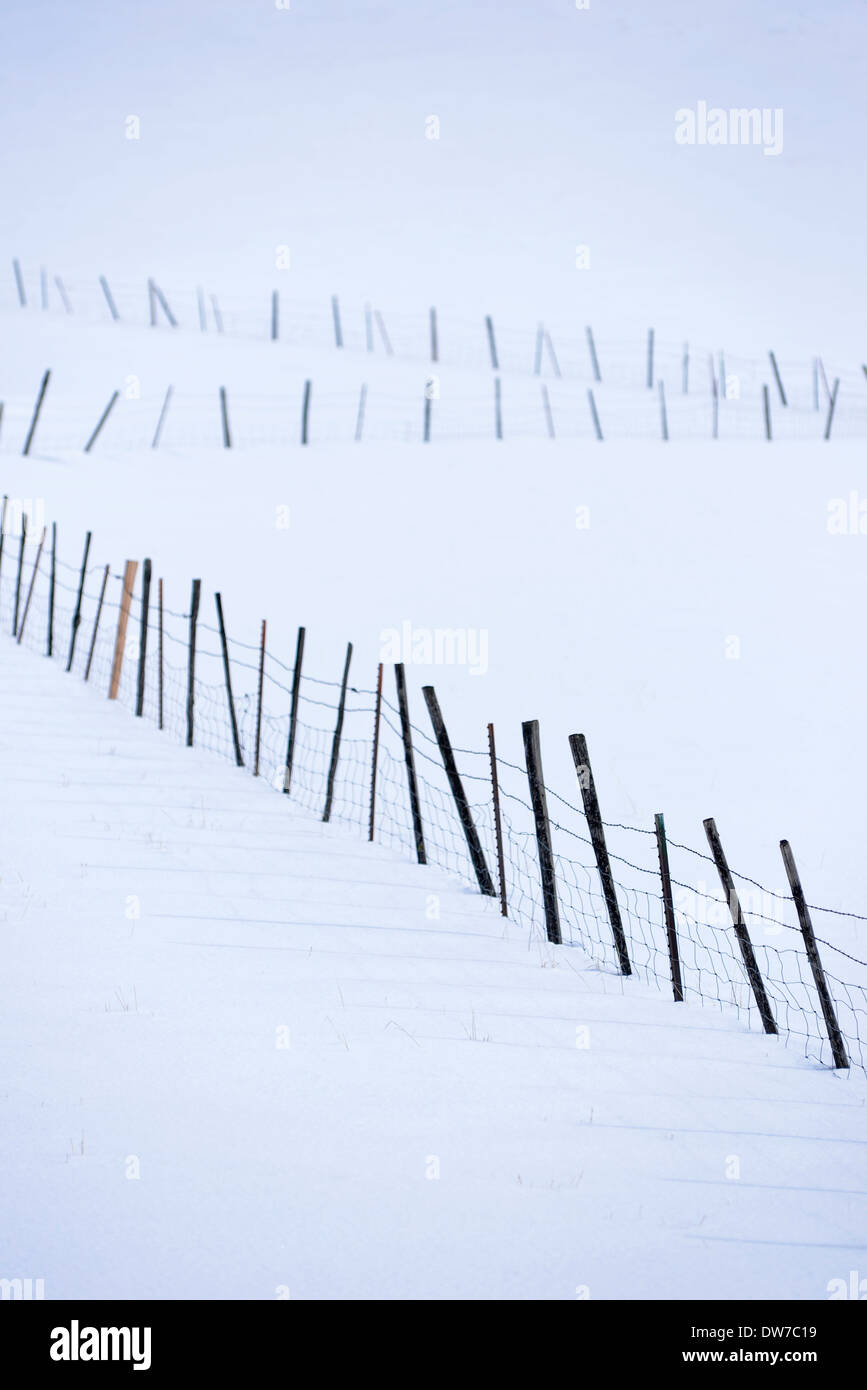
394, 662, 426, 863
66, 530, 91, 671
16, 525, 46, 643
780, 840, 848, 1068
323, 643, 353, 822
487, 723, 508, 917
369, 662, 384, 842
214, 593, 244, 766
422, 685, 496, 896
135, 559, 151, 716
254, 619, 266, 776
109, 560, 139, 700
568, 733, 632, 974
185, 579, 201, 743
702, 817, 777, 1034
84, 565, 110, 682
283, 626, 306, 793
522, 719, 562, 944
654, 813, 684, 1001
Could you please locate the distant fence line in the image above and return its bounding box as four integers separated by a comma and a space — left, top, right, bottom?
2, 495, 865, 1077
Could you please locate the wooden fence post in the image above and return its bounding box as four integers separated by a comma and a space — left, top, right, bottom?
423, 390, 432, 443
0, 495, 7, 596
271, 290, 279, 342
422, 685, 496, 896
824, 379, 840, 441
151, 385, 173, 449
13, 258, 26, 306
364, 303, 374, 352
301, 380, 311, 445
17, 525, 46, 643
658, 380, 668, 440
374, 310, 393, 356
219, 387, 231, 448
646, 327, 654, 388
541, 384, 555, 439
215, 593, 244, 766
331, 295, 343, 348
40, 267, 48, 311
369, 662, 383, 841
485, 315, 499, 370
22, 370, 50, 456
487, 723, 508, 917
84, 565, 109, 682
702, 817, 777, 1034
84, 391, 119, 453
148, 279, 157, 327
654, 813, 684, 1001
522, 719, 562, 945
185, 578, 201, 743
586, 326, 601, 382
534, 323, 545, 376
587, 388, 603, 441
779, 839, 848, 1068
99, 275, 120, 321
544, 330, 561, 377
47, 521, 56, 656
323, 642, 353, 822
769, 350, 787, 406
157, 578, 164, 730
135, 558, 151, 717
568, 733, 632, 975
494, 377, 503, 440
718, 351, 727, 401
762, 384, 772, 441
394, 662, 426, 863
283, 626, 306, 793
429, 307, 438, 363
151, 281, 177, 327
109, 561, 139, 700
354, 384, 367, 442
66, 531, 91, 671
254, 619, 266, 776
210, 294, 224, 333
12, 514, 27, 636
682, 342, 689, 393
197, 286, 207, 332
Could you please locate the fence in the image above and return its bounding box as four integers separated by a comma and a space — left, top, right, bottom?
2, 499, 865, 1078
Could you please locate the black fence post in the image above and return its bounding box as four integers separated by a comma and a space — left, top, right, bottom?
283, 626, 306, 793
219, 387, 231, 448
394, 662, 426, 864
422, 685, 496, 896
762, 384, 772, 441
331, 295, 343, 348
17, 526, 46, 643
658, 380, 668, 441
587, 388, 603, 441
47, 521, 56, 657
22, 370, 50, 456
541, 383, 555, 439
215, 593, 244, 766
487, 723, 508, 917
646, 327, 654, 388
84, 565, 109, 683
522, 719, 562, 944
99, 275, 120, 321
157, 578, 164, 729
485, 315, 498, 370
323, 642, 353, 822
779, 840, 848, 1068
84, 391, 119, 453
824, 379, 840, 441
135, 558, 151, 717
586, 325, 601, 382
769, 351, 787, 406
186, 579, 201, 747
654, 813, 684, 1001
301, 380, 311, 445
252, 619, 266, 776
702, 817, 777, 1034
12, 513, 27, 636
66, 530, 91, 671
369, 662, 383, 841
568, 733, 632, 975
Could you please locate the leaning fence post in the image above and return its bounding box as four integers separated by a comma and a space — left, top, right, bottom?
17, 525, 46, 643
215, 593, 244, 766
12, 258, 26, 307
283, 626, 306, 793
84, 565, 109, 682
587, 388, 603, 441
762, 384, 772, 441
779, 839, 848, 1068
185, 578, 201, 743
254, 619, 266, 776
824, 379, 840, 441
394, 662, 426, 864
151, 281, 177, 327
135, 559, 151, 717
354, 384, 367, 442
323, 642, 353, 822
541, 383, 555, 439
109, 561, 139, 700
99, 276, 120, 321
369, 662, 384, 841
331, 295, 343, 348
219, 387, 231, 448
22, 369, 50, 456
485, 315, 499, 370
522, 719, 562, 944
374, 310, 392, 356
301, 380, 311, 445
654, 813, 684, 1001
769, 350, 787, 406
702, 817, 777, 1034
157, 578, 164, 730
151, 385, 173, 449
586, 326, 601, 382
12, 513, 27, 637
487, 723, 508, 917
47, 521, 56, 657
568, 733, 632, 974
422, 686, 496, 896
84, 390, 119, 453
210, 294, 224, 333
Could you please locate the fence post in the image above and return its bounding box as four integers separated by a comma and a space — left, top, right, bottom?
423, 389, 432, 443
824, 379, 840, 441
13, 258, 26, 306
658, 380, 668, 441
422, 685, 496, 896
369, 662, 383, 841
17, 525, 46, 643
99, 275, 120, 321
283, 626, 306, 793
323, 642, 353, 822
151, 385, 173, 449
813, 359, 820, 410
654, 813, 684, 1001
568, 733, 632, 975
682, 342, 689, 393
374, 310, 393, 356
151, 281, 177, 327
0, 495, 7, 593
197, 286, 207, 331
12, 514, 27, 637
84, 565, 109, 682
210, 294, 224, 333
301, 380, 311, 445
148, 279, 157, 327
712, 370, 719, 439
769, 350, 787, 406
354, 384, 367, 442
587, 388, 603, 441
109, 560, 139, 700
586, 326, 601, 382
646, 327, 654, 389
364, 303, 374, 352
47, 521, 56, 657
718, 351, 727, 401
429, 307, 438, 363
522, 719, 562, 944
494, 377, 503, 440
185, 578, 201, 743
779, 839, 848, 1068
271, 290, 279, 341
544, 330, 561, 377
331, 295, 343, 348
219, 387, 231, 448
40, 267, 47, 311
158, 578, 164, 730
762, 384, 772, 441
702, 817, 777, 1034
135, 559, 151, 717
84, 390, 119, 453
487, 723, 508, 917
394, 662, 426, 864
252, 619, 266, 775
534, 323, 544, 376
485, 315, 499, 370
541, 383, 555, 439
22, 369, 50, 456
215, 593, 244, 766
